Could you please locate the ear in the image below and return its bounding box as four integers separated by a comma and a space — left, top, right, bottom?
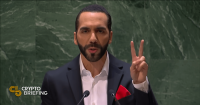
74, 32, 78, 45
108, 31, 113, 44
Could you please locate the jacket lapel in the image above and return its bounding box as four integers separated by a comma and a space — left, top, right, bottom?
107, 53, 124, 105
67, 54, 84, 105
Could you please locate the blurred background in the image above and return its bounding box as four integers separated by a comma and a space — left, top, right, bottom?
1, 0, 200, 105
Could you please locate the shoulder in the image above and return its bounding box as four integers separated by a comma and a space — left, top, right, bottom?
109, 53, 131, 70
109, 53, 133, 84
109, 53, 132, 78
44, 54, 80, 80
45, 63, 69, 78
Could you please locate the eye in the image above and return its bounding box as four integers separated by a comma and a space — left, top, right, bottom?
82, 30, 88, 33
98, 30, 104, 33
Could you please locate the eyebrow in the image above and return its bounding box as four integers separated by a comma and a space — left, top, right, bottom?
79, 26, 107, 30
96, 27, 106, 30
80, 27, 89, 30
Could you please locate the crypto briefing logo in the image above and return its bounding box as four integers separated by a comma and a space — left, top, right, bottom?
9, 86, 22, 97
9, 86, 48, 97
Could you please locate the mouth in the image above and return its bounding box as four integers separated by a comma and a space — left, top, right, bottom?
88, 47, 98, 53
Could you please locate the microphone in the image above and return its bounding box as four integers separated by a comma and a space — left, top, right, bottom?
77, 90, 90, 105
109, 90, 121, 105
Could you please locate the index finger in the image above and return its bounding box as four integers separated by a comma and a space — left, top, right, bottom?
130, 41, 137, 61
139, 40, 144, 57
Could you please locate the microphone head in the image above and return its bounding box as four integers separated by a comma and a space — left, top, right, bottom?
109, 89, 115, 96
83, 90, 90, 97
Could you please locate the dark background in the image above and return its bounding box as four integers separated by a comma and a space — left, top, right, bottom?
1, 0, 200, 105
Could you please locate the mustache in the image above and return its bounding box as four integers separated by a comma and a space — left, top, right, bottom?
84, 43, 102, 49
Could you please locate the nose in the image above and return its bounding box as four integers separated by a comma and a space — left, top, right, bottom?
89, 32, 97, 44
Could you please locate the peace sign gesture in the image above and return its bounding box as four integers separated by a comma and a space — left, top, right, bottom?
130, 40, 148, 84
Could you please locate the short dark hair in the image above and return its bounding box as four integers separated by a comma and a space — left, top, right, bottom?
75, 4, 112, 33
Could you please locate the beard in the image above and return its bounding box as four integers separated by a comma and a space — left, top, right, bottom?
77, 40, 109, 62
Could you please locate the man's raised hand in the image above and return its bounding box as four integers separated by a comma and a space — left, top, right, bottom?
130, 40, 148, 84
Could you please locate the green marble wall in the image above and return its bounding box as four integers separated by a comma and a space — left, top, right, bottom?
1, 0, 200, 105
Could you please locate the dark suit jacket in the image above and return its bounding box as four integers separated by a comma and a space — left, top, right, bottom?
41, 52, 158, 105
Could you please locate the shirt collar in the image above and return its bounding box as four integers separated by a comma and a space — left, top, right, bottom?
79, 51, 109, 76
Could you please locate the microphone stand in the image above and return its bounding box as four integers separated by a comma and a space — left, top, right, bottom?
77, 94, 87, 105
77, 90, 90, 105
111, 93, 121, 105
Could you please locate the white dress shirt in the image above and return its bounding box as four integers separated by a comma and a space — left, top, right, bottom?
79, 51, 149, 105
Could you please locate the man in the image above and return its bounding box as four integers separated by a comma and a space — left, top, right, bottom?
41, 4, 158, 105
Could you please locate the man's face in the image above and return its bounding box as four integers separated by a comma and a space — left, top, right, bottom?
74, 12, 113, 62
